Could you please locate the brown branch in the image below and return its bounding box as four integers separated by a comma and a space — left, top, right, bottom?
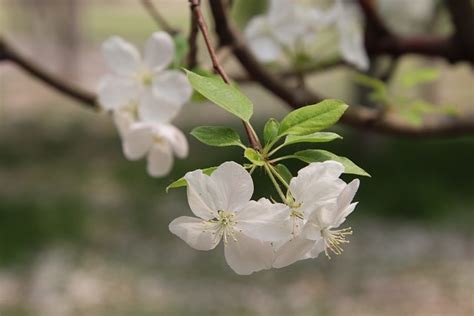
208, 0, 474, 137
187, 0, 200, 68
188, 0, 262, 149
140, 0, 178, 35
0, 37, 97, 108
358, 0, 465, 63
445, 0, 474, 64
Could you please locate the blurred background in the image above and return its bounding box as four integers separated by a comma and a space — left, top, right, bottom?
0, 0, 473, 315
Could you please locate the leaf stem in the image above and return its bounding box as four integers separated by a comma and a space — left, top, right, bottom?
268, 164, 290, 189
269, 155, 294, 164
264, 163, 287, 203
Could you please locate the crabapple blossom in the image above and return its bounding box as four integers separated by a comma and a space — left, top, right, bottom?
169, 161, 291, 275
98, 32, 192, 123
115, 112, 188, 177
273, 161, 360, 268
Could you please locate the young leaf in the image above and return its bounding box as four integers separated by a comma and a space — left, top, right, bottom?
191, 126, 243, 147
185, 70, 253, 121
274, 164, 292, 184
400, 67, 440, 88
166, 166, 218, 192
244, 148, 265, 166
284, 132, 342, 146
263, 118, 280, 144
293, 149, 370, 177
278, 99, 348, 136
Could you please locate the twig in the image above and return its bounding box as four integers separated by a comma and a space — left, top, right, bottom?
188, 0, 262, 149
0, 37, 97, 108
187, 0, 200, 68
140, 0, 178, 35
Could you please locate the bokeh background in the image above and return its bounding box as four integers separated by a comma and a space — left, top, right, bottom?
0, 1, 473, 315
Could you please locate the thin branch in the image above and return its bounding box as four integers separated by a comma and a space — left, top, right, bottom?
187, 0, 200, 68
140, 0, 178, 35
188, 0, 262, 149
208, 0, 474, 137
0, 37, 97, 108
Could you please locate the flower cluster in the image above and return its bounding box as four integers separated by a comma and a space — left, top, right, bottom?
245, 0, 369, 70
98, 32, 192, 177
169, 160, 359, 275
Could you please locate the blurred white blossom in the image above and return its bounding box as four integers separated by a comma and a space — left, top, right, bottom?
245, 0, 369, 70
169, 161, 291, 275
98, 32, 192, 123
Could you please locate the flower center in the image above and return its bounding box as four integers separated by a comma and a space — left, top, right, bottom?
321, 227, 353, 259
290, 207, 304, 235
138, 71, 154, 87
209, 210, 238, 245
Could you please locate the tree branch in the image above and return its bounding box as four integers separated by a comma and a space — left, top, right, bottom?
445, 0, 474, 64
0, 37, 97, 108
140, 0, 179, 35
208, 0, 474, 137
188, 0, 262, 149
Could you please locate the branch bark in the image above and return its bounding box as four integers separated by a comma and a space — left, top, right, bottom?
208, 0, 474, 137
188, 0, 262, 149
0, 37, 97, 108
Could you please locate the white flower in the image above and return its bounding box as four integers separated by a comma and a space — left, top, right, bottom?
273, 161, 360, 268
115, 111, 188, 177
98, 32, 192, 123
169, 161, 291, 275
333, 0, 369, 71
377, 0, 435, 35
244, 0, 325, 63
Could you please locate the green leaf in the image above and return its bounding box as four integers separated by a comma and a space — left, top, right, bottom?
354, 74, 390, 105
284, 132, 342, 146
293, 149, 370, 177
185, 70, 253, 121
166, 167, 218, 192
400, 67, 440, 88
274, 164, 292, 184
278, 99, 348, 136
173, 35, 189, 68
191, 126, 243, 147
263, 118, 280, 144
244, 148, 265, 166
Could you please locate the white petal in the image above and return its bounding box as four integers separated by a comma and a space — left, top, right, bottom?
122, 122, 153, 160
211, 161, 253, 212
308, 238, 325, 259
169, 216, 220, 251
102, 36, 141, 76
143, 32, 175, 72
235, 199, 291, 242
272, 237, 315, 269
154, 124, 188, 159
97, 75, 139, 111
245, 17, 281, 63
333, 202, 358, 228
301, 221, 322, 241
113, 110, 135, 138
153, 70, 192, 105
336, 2, 369, 70
184, 169, 224, 220
224, 232, 273, 275
147, 142, 174, 177
290, 161, 346, 216
138, 90, 182, 124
